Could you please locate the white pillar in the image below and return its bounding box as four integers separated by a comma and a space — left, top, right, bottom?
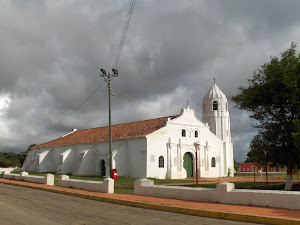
177, 145, 180, 171
169, 145, 172, 169
178, 139, 183, 171
196, 146, 199, 178
166, 142, 171, 178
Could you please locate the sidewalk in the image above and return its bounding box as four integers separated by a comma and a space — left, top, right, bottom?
0, 178, 299, 225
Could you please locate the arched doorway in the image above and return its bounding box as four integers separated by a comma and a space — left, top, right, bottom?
183, 152, 193, 177
100, 159, 106, 177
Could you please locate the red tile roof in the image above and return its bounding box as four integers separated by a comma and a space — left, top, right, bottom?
32, 115, 179, 149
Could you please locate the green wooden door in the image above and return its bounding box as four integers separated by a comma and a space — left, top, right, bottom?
183, 152, 193, 177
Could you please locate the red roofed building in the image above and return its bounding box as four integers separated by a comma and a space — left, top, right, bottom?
22, 83, 234, 179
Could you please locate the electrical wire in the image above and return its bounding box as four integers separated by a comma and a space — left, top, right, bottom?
74, 80, 106, 110
58, 0, 137, 128
113, 0, 136, 68
58, 80, 106, 125
113, 89, 139, 101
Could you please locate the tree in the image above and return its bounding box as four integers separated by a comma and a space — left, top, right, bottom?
0, 144, 36, 168
0, 152, 21, 167
232, 43, 300, 190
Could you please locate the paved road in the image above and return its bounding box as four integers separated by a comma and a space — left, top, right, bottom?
0, 184, 261, 225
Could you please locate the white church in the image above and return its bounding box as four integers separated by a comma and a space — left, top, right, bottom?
22, 82, 234, 179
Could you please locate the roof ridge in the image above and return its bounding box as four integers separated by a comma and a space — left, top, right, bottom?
32, 114, 180, 149
77, 114, 179, 132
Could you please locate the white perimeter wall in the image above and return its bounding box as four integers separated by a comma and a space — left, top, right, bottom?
0, 168, 16, 173
135, 179, 300, 210
58, 175, 114, 193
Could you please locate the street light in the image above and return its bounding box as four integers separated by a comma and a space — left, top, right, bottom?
194, 141, 200, 187
263, 150, 268, 188
100, 68, 119, 177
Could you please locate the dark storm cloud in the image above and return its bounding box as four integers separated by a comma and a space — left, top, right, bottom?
0, 0, 299, 161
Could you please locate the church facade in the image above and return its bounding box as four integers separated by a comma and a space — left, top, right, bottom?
22, 83, 234, 179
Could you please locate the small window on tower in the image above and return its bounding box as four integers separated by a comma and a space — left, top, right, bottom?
195, 131, 198, 138
213, 101, 218, 110
182, 129, 186, 137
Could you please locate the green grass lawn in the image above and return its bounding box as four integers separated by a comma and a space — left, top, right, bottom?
115, 188, 134, 195
235, 173, 300, 180
148, 178, 195, 185
182, 182, 277, 189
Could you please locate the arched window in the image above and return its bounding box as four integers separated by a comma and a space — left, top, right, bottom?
159, 156, 164, 168
211, 157, 216, 167
213, 101, 218, 110
182, 129, 186, 137
195, 130, 198, 138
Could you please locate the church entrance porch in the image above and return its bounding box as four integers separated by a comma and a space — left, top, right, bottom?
183, 152, 193, 177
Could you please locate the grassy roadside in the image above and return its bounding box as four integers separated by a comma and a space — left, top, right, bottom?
235, 173, 299, 180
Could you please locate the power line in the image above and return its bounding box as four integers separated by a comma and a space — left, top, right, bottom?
113, 89, 139, 101
74, 0, 136, 114
74, 80, 106, 111
63, 0, 137, 120
113, 0, 136, 68
58, 80, 106, 125
53, 1, 137, 132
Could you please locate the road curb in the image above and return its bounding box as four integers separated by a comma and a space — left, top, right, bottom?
1, 180, 299, 225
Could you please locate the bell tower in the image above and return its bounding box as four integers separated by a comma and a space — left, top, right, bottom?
202, 79, 231, 142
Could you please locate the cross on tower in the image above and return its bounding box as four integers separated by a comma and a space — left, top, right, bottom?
186, 99, 189, 107
213, 77, 217, 84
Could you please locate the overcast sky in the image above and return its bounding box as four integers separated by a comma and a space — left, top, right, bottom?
0, 0, 299, 162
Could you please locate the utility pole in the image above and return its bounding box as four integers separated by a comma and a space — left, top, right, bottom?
100, 68, 118, 177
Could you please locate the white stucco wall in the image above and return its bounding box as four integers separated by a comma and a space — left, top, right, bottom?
93, 138, 147, 178
146, 126, 168, 179
22, 148, 38, 171
73, 145, 96, 175
126, 138, 147, 178
23, 137, 148, 178
146, 107, 232, 179
58, 147, 74, 174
